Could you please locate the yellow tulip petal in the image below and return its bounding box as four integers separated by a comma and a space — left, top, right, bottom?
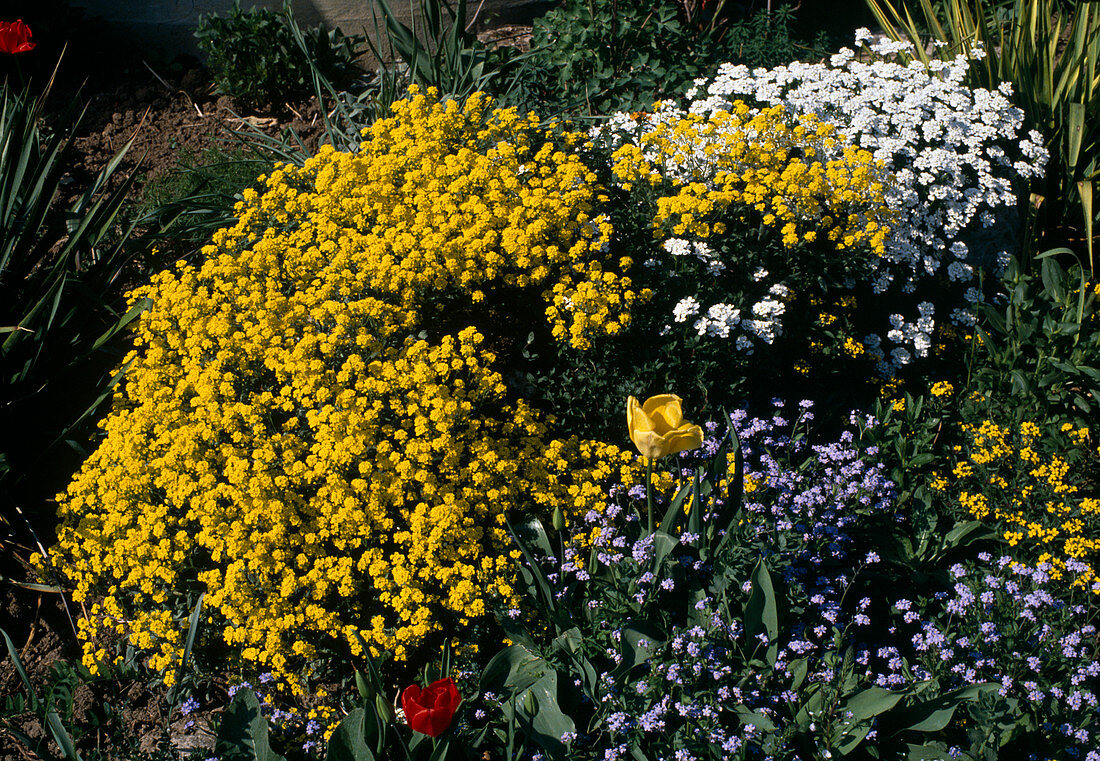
627, 393, 701, 460
664, 424, 704, 456
641, 394, 683, 433
631, 430, 668, 460
627, 396, 654, 434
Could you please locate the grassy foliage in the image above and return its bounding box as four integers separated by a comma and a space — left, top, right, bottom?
0, 65, 147, 556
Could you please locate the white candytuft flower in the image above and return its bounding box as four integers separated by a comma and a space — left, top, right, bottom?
591, 31, 1047, 372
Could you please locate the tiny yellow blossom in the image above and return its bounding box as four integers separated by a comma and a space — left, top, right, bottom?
930, 381, 954, 397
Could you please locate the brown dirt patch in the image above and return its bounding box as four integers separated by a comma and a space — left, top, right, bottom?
64, 61, 328, 201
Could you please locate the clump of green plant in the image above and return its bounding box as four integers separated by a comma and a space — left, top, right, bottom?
137, 143, 276, 264
972, 254, 1100, 424
368, 0, 520, 104
0, 62, 148, 560
520, 2, 821, 116
195, 0, 364, 107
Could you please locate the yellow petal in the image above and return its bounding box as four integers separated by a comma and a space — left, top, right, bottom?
642, 394, 683, 433
632, 430, 669, 460
627, 396, 654, 434
664, 424, 704, 457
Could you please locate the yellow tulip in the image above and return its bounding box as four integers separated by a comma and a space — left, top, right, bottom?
627, 394, 704, 460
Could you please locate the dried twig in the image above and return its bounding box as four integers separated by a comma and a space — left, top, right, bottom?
143, 60, 205, 118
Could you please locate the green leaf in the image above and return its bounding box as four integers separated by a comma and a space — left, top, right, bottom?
649, 531, 679, 571
354, 670, 371, 701
611, 621, 666, 679
943, 520, 997, 550
905, 741, 952, 760
1, 627, 37, 704
177, 592, 204, 685
551, 627, 583, 656
488, 648, 574, 761
834, 721, 874, 756
326, 708, 376, 761
1066, 102, 1085, 173
481, 644, 548, 697
214, 689, 287, 761
901, 682, 1001, 733
743, 558, 778, 666
734, 704, 777, 732
659, 480, 693, 534
1041, 256, 1067, 301
427, 736, 451, 761
789, 658, 808, 691
506, 516, 557, 614
44, 710, 81, 761
839, 686, 905, 722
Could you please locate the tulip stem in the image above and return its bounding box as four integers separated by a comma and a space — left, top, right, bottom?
646, 457, 654, 535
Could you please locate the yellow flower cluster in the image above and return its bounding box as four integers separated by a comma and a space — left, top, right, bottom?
930, 381, 954, 397
610, 102, 892, 252
47, 89, 644, 686
950, 419, 1099, 591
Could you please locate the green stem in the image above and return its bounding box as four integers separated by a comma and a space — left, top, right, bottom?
646, 457, 654, 535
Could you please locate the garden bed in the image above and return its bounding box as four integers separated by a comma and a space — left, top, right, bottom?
2, 2, 1099, 761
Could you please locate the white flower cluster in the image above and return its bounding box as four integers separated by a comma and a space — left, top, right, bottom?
663, 237, 726, 274
684, 30, 1046, 291
602, 31, 1048, 368
885, 301, 936, 366
673, 283, 790, 353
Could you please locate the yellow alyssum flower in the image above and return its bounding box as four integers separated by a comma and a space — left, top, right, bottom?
611, 102, 892, 255
930, 381, 954, 397
949, 417, 1100, 592
46, 88, 649, 689
627, 394, 703, 460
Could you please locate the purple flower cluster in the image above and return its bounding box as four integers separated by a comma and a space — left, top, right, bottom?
489, 400, 1098, 759
881, 553, 1100, 757
520, 402, 906, 758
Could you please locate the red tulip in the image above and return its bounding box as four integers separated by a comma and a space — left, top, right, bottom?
0, 20, 35, 54
401, 678, 460, 737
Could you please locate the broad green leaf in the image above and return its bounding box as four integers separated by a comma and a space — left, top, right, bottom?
551, 627, 583, 656
902, 682, 1001, 733
214, 689, 286, 761
788, 658, 808, 691
427, 735, 451, 761
943, 520, 997, 549
734, 704, 776, 732
649, 531, 679, 571
520, 671, 574, 757
743, 558, 779, 666
839, 686, 905, 722
659, 481, 693, 534
611, 621, 666, 679
834, 721, 873, 756
481, 644, 549, 696
905, 742, 952, 760
326, 708, 376, 761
